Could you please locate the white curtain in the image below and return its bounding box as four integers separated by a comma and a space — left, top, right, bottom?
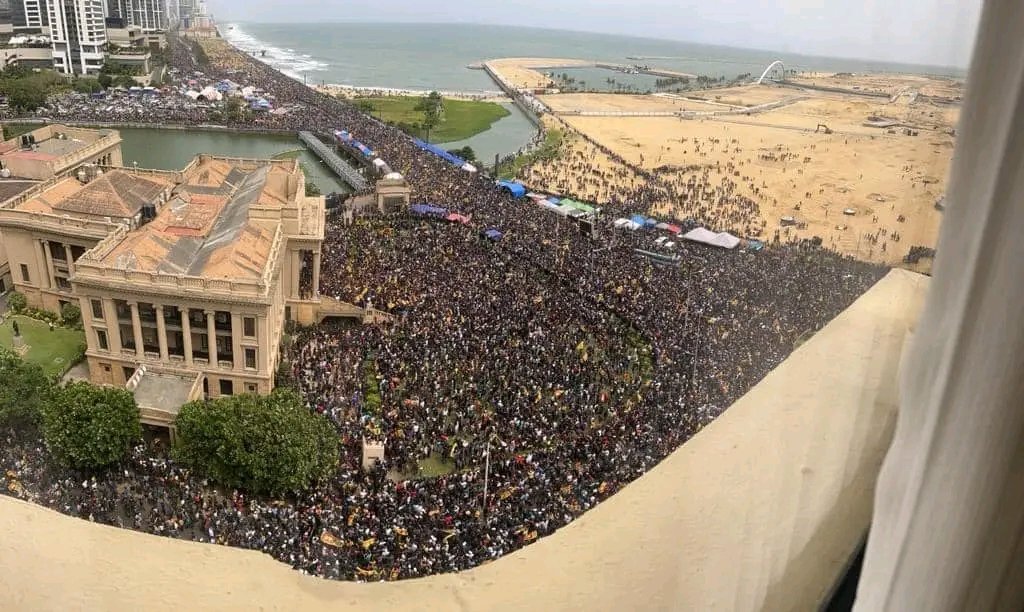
855, 0, 1024, 609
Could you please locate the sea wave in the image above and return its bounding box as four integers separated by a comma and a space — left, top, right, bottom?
221, 24, 330, 81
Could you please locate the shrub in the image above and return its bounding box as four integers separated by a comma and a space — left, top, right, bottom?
60, 303, 81, 328
6, 291, 26, 313
174, 388, 339, 495
42, 382, 141, 470
0, 347, 51, 427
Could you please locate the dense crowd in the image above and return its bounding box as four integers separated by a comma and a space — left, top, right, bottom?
2, 33, 888, 581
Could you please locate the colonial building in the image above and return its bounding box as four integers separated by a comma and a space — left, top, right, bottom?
0, 124, 123, 301
64, 155, 325, 429
0, 141, 410, 433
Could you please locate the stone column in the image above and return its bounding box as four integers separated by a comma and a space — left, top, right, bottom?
33, 240, 48, 288
257, 314, 269, 374
41, 240, 56, 289
206, 310, 218, 366
63, 244, 74, 277
290, 251, 300, 299
103, 298, 121, 353
156, 305, 169, 362
231, 313, 243, 372
129, 302, 144, 359
312, 251, 321, 297
181, 309, 193, 367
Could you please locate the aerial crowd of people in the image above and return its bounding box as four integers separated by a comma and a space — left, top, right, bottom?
2, 33, 888, 581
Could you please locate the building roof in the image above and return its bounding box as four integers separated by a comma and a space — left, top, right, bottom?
15, 170, 172, 219
0, 179, 40, 202
95, 161, 292, 280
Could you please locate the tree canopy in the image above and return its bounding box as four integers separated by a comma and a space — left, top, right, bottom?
42, 382, 141, 470
173, 389, 339, 495
0, 347, 51, 428
0, 68, 66, 112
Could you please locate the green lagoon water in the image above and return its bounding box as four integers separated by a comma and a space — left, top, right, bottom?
116, 128, 352, 193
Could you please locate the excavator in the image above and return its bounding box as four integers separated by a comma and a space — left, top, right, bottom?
815, 124, 833, 134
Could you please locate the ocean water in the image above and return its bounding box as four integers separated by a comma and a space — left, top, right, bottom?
221, 22, 967, 93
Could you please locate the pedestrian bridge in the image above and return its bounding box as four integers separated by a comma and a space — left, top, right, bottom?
297, 131, 369, 191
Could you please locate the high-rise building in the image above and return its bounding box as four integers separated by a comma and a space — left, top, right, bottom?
49, 0, 107, 74
5, 0, 48, 30
104, 0, 165, 32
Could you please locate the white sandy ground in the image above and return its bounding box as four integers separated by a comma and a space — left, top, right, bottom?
523, 75, 961, 266
0, 270, 927, 611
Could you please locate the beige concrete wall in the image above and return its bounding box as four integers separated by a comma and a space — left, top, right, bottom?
2, 226, 46, 305
0, 269, 927, 611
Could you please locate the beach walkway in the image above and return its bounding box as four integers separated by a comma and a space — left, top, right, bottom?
298, 131, 369, 191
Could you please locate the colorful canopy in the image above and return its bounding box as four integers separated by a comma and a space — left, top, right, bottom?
497, 181, 527, 198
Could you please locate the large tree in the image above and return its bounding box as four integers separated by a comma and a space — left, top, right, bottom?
173, 388, 339, 495
42, 382, 141, 470
415, 91, 444, 142
0, 347, 51, 428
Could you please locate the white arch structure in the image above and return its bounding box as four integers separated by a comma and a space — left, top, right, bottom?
756, 60, 786, 84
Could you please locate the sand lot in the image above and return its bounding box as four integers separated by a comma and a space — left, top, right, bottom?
486, 58, 591, 89
540, 93, 724, 113
518, 73, 961, 265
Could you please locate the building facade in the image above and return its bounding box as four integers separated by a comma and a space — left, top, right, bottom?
67, 155, 324, 429
105, 0, 165, 32
0, 140, 407, 432
0, 124, 123, 302
49, 0, 107, 75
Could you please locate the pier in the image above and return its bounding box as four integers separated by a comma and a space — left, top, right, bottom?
298, 131, 369, 191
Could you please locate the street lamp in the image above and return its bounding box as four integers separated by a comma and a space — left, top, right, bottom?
480, 431, 503, 526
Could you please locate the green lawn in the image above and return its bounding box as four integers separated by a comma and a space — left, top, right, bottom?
0, 315, 85, 377
498, 127, 564, 180
417, 452, 457, 478
358, 96, 510, 143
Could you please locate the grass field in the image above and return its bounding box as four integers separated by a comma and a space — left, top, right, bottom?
0, 315, 85, 377
358, 96, 510, 143
417, 452, 457, 478
498, 127, 563, 180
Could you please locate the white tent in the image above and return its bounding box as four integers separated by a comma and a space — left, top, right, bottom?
462, 163, 478, 173
682, 227, 741, 249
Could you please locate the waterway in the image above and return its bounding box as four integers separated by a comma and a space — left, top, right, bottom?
115, 114, 536, 188
116, 127, 354, 194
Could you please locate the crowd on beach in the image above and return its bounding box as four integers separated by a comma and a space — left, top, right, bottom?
2, 32, 889, 581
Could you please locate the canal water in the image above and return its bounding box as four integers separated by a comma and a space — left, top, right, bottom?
116, 108, 536, 192
116, 128, 354, 194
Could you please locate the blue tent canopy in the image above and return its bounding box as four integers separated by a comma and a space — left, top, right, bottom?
496, 181, 527, 199
334, 129, 375, 157
412, 138, 467, 169
484, 229, 504, 241
630, 214, 648, 227
411, 204, 449, 218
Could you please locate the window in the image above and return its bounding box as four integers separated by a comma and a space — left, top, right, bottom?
19, 264, 29, 283
96, 329, 108, 351
246, 383, 258, 394
218, 379, 233, 396
243, 317, 256, 337
91, 299, 103, 320
245, 348, 257, 369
